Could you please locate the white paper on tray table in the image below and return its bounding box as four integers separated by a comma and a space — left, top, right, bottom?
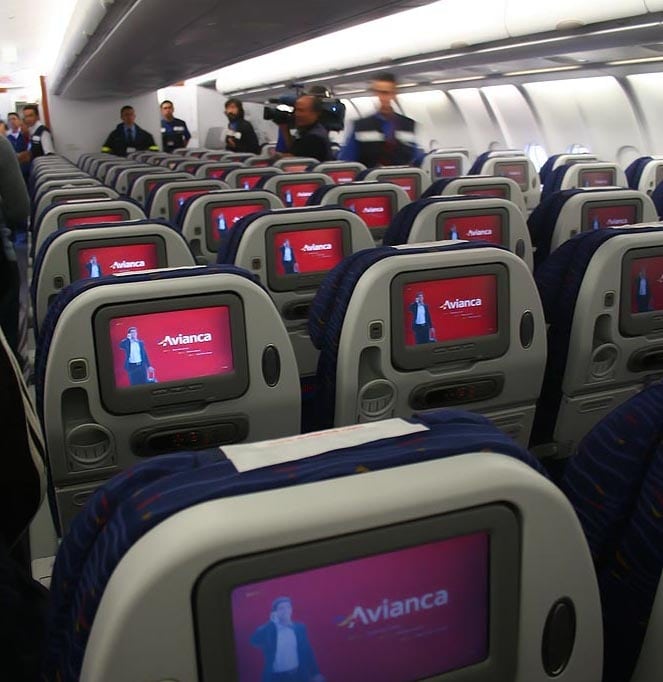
223, 419, 430, 473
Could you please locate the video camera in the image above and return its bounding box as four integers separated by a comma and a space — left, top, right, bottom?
263, 85, 346, 132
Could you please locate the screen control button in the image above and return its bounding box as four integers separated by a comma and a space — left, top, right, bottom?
262, 345, 281, 387
68, 359, 88, 382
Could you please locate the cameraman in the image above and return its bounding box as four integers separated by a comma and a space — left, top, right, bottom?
278, 94, 332, 163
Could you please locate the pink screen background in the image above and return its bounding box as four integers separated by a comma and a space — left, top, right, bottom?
273, 227, 343, 276
441, 214, 503, 244
63, 213, 126, 228
630, 256, 663, 313
403, 276, 498, 345
342, 195, 392, 229
76, 243, 158, 279
280, 182, 322, 207
586, 204, 637, 230
109, 306, 234, 387
231, 532, 489, 682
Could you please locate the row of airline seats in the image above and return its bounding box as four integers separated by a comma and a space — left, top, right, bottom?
32, 382, 663, 682
4, 293, 662, 682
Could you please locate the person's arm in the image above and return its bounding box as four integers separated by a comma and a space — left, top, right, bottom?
250, 621, 270, 647
279, 123, 293, 152
145, 131, 160, 152
40, 129, 55, 155
101, 129, 115, 154
241, 120, 260, 155
141, 342, 152, 369
338, 125, 358, 162
298, 624, 322, 677
0, 136, 29, 224
183, 121, 191, 147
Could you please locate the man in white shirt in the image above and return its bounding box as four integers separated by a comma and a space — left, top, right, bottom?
251, 597, 325, 682
280, 239, 298, 275
85, 256, 102, 279
119, 327, 153, 385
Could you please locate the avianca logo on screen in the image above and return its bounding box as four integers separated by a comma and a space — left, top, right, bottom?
301, 243, 332, 252
110, 259, 146, 270
606, 217, 629, 226
440, 298, 483, 310
157, 332, 213, 346
362, 206, 384, 214
338, 589, 449, 629
467, 229, 493, 237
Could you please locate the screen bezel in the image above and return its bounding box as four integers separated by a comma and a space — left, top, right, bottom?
235, 170, 271, 189
51, 191, 111, 204
578, 167, 616, 188
265, 219, 352, 292
655, 164, 663, 188
580, 199, 642, 232
340, 190, 398, 240
493, 161, 528, 191
204, 199, 271, 253
193, 502, 520, 682
67, 235, 167, 281
435, 208, 509, 247
325, 167, 359, 184
375, 172, 422, 200
390, 264, 510, 371
93, 292, 249, 415
620, 246, 663, 337
57, 208, 130, 229
457, 184, 510, 200
431, 157, 462, 180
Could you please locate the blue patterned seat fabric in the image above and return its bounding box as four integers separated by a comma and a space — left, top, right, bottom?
625, 156, 654, 190
560, 379, 663, 682
651, 181, 663, 220
538, 154, 561, 186
467, 151, 492, 175
41, 408, 547, 682
306, 241, 507, 433
531, 225, 663, 447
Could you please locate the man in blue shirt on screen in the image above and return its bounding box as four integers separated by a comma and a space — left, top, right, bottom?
339, 72, 424, 168
251, 597, 325, 682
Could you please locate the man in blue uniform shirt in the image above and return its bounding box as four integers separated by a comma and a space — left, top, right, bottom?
21, 104, 55, 162
340, 72, 424, 168
160, 100, 191, 152
102, 105, 159, 157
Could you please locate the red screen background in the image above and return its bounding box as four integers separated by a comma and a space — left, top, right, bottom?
273, 227, 344, 276
440, 214, 503, 244
495, 163, 526, 186
342, 195, 392, 229
433, 159, 461, 179
280, 182, 322, 207
580, 170, 615, 187
459, 186, 507, 199
238, 174, 263, 189
171, 189, 210, 216
231, 532, 489, 682
327, 169, 358, 184
630, 256, 663, 313
77, 243, 158, 279
209, 203, 266, 242
402, 276, 498, 345
586, 204, 637, 230
63, 213, 126, 228
109, 306, 234, 387
383, 176, 417, 201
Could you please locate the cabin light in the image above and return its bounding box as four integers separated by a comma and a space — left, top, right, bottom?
398, 82, 419, 88
504, 65, 582, 76
607, 56, 663, 66
336, 88, 367, 95
431, 76, 486, 84
591, 21, 660, 36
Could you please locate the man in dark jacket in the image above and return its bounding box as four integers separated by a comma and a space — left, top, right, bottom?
340, 72, 423, 167
102, 105, 159, 156
278, 95, 332, 163
251, 597, 325, 682
225, 98, 260, 154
